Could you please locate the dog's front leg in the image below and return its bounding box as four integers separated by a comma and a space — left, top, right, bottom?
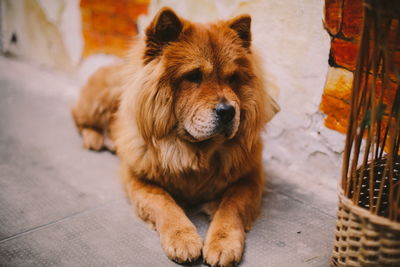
123, 166, 203, 263
203, 170, 264, 267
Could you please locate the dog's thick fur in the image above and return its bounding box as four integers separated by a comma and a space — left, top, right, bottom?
72, 7, 279, 267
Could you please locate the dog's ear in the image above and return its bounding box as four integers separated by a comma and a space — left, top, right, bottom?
144, 7, 183, 63
228, 15, 251, 49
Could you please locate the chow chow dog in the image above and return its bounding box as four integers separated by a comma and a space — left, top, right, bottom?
72, 7, 279, 267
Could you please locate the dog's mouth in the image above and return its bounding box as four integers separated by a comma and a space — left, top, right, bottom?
183, 124, 235, 145
183, 129, 214, 143
181, 109, 240, 145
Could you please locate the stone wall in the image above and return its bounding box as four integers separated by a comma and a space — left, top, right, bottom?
321, 0, 399, 135
321, 0, 363, 134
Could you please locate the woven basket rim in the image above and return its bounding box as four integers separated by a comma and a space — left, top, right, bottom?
338, 188, 400, 230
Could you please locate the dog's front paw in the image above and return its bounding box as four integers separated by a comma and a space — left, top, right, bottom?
160, 225, 203, 263
81, 128, 104, 151
203, 228, 244, 267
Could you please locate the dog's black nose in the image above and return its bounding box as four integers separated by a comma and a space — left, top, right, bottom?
216, 103, 235, 124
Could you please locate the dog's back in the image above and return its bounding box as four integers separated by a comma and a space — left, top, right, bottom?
72, 63, 125, 151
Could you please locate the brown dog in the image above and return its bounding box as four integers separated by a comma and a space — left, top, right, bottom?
72, 7, 279, 267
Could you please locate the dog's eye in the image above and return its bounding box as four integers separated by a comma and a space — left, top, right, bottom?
228, 73, 240, 85
184, 69, 202, 84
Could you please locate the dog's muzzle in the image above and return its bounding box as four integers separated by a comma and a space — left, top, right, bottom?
183, 101, 239, 142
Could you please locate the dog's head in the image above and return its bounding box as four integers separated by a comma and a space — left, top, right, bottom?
133, 7, 279, 146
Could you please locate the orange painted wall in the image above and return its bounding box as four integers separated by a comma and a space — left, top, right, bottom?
80, 0, 150, 58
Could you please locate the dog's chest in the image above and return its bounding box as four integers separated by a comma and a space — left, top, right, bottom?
158, 170, 236, 204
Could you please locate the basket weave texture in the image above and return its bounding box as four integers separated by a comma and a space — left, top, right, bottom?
333, 193, 400, 267
332, 160, 400, 266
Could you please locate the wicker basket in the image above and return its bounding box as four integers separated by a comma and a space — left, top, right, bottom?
332, 159, 400, 267
330, 0, 400, 265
